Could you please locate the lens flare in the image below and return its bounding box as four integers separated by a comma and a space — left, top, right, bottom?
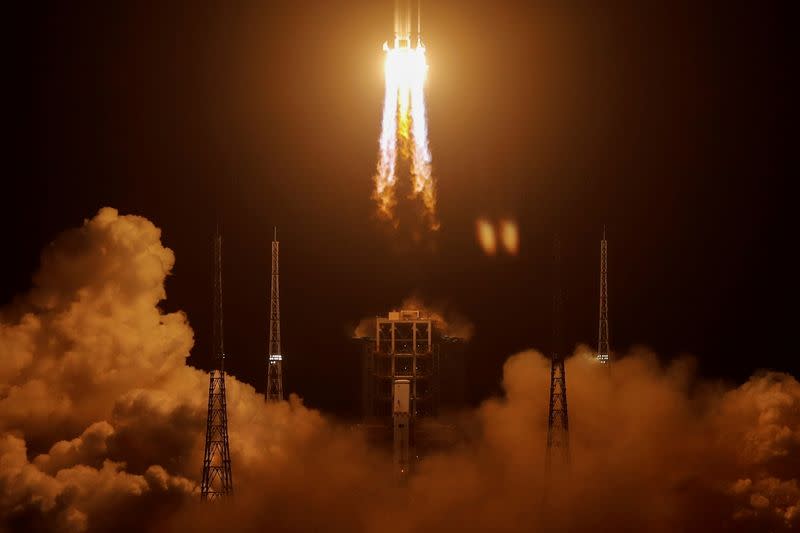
499, 220, 520, 255
373, 38, 438, 230
476, 219, 497, 256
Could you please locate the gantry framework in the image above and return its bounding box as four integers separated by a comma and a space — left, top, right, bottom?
597, 228, 610, 365
266, 227, 284, 402
201, 225, 233, 500
545, 237, 570, 474
363, 310, 438, 419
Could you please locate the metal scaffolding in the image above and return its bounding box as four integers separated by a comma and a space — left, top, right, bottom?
200, 224, 233, 500
266, 227, 284, 402
545, 237, 570, 474
597, 228, 611, 365
367, 310, 437, 419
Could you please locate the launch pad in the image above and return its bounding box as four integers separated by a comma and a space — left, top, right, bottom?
357, 309, 466, 476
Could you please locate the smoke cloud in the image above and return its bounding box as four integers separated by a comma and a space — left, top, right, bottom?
353, 295, 475, 340
2, 209, 798, 532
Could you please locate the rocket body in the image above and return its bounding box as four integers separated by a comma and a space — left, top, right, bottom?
393, 0, 419, 48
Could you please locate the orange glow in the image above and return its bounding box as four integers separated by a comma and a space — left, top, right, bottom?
476, 219, 497, 255
499, 220, 519, 255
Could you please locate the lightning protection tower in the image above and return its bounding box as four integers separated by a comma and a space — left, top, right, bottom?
545, 236, 570, 474
266, 227, 284, 402
200, 224, 234, 500
597, 228, 610, 365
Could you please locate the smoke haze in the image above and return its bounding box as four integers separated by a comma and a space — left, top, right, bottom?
1, 210, 797, 531
353, 295, 475, 340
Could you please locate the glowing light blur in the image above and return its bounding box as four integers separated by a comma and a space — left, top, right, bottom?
476, 219, 497, 256
476, 219, 520, 256
499, 220, 520, 255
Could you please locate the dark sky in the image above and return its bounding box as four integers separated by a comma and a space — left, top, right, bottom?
6, 0, 793, 416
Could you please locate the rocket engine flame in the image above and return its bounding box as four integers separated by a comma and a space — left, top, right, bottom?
373, 34, 438, 230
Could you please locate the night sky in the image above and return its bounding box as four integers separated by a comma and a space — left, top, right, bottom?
6, 0, 792, 416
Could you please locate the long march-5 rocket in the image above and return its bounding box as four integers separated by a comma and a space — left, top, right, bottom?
374, 0, 438, 230
391, 0, 422, 49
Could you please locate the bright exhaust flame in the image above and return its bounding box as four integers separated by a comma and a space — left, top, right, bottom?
373, 38, 438, 230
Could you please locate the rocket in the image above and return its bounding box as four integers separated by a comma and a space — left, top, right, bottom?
374, 0, 438, 230
392, 0, 422, 49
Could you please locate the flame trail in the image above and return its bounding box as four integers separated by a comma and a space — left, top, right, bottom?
409, 46, 438, 230
374, 48, 400, 220
373, 37, 438, 230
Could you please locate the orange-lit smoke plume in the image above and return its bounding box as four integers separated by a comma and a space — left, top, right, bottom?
2, 210, 798, 532
353, 295, 475, 341
373, 38, 438, 230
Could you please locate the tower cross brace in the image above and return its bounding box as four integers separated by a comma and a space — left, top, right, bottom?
266, 227, 284, 402
597, 228, 610, 365
201, 224, 234, 500
545, 236, 570, 474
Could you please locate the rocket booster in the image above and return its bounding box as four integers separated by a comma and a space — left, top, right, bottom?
393, 0, 421, 48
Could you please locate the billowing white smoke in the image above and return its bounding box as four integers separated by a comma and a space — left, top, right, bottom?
1, 209, 798, 532
0, 208, 364, 532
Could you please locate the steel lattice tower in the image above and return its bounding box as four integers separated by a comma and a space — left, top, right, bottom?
200, 225, 234, 500
545, 237, 570, 473
266, 227, 284, 402
597, 228, 610, 365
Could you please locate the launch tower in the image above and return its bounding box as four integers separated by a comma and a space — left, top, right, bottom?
545, 237, 570, 472
359, 310, 466, 476
597, 229, 610, 365
266, 227, 284, 402
200, 225, 234, 500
